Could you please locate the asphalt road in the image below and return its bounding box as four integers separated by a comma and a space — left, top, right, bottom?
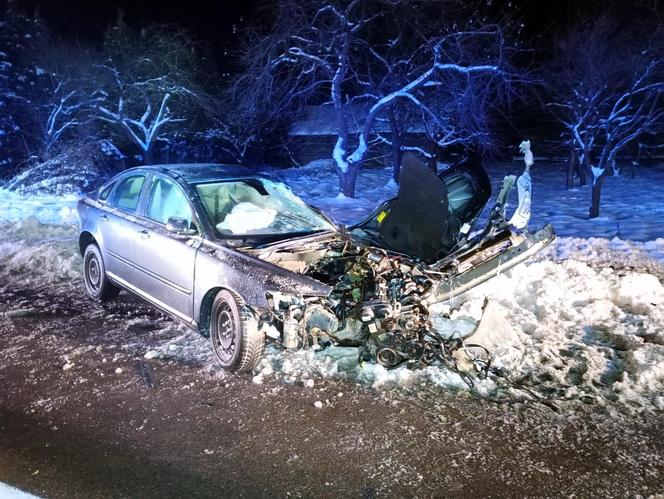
1, 278, 663, 498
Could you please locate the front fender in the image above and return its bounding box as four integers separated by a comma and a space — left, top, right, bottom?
193, 242, 331, 322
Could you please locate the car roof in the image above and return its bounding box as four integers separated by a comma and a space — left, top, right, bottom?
124, 163, 270, 184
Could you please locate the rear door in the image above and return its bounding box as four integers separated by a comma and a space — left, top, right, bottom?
131, 175, 198, 320
101, 173, 148, 283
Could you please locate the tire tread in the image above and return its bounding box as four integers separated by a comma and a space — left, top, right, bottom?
213, 290, 265, 373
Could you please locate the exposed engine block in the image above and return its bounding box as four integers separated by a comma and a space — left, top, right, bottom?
266, 239, 451, 369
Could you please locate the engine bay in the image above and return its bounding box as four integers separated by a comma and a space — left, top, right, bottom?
258, 237, 491, 374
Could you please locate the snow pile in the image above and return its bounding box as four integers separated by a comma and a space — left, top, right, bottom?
0, 187, 78, 225
4, 144, 112, 197
461, 259, 664, 409
548, 236, 664, 267
0, 218, 79, 283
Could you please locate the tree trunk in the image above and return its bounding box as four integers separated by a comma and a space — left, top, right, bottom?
566, 146, 576, 189
388, 110, 402, 184
339, 164, 360, 198
577, 150, 590, 186
577, 154, 587, 186
427, 154, 437, 172
143, 147, 154, 165
632, 143, 642, 179
589, 174, 605, 219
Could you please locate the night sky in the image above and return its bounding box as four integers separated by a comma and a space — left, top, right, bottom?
8, 0, 257, 69
7, 0, 660, 74
5, 1, 597, 60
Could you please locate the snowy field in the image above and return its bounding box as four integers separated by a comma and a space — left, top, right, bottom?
1, 160, 663, 415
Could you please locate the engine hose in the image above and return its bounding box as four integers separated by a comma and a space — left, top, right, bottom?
429, 337, 563, 409
455, 359, 564, 410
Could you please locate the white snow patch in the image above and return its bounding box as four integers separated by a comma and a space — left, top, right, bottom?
144, 350, 161, 360
0, 188, 78, 225
0, 482, 41, 499
0, 218, 80, 284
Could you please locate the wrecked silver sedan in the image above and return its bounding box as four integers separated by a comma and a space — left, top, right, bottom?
77, 156, 554, 373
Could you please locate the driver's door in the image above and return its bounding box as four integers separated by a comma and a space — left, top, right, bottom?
132, 175, 199, 321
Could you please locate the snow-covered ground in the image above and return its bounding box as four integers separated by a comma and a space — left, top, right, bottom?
1, 160, 663, 414
0, 482, 40, 499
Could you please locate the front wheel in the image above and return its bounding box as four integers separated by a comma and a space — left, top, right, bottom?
210, 290, 265, 372
83, 244, 119, 302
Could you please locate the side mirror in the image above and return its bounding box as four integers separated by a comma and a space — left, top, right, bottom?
166, 217, 197, 236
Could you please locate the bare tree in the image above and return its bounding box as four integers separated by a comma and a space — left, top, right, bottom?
27, 42, 105, 155
233, 0, 510, 197
548, 13, 664, 218
95, 23, 210, 164
0, 3, 50, 173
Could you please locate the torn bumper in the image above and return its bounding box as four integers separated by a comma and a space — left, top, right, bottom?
427, 224, 556, 303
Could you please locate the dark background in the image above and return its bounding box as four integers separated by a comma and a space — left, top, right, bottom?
4, 0, 615, 71
6, 0, 255, 70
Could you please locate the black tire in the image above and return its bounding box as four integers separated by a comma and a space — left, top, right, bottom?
210, 290, 265, 372
83, 244, 119, 302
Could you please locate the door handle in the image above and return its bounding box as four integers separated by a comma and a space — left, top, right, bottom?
138, 229, 150, 239
100, 215, 109, 223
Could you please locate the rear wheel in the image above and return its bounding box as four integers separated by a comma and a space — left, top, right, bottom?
210, 290, 265, 372
83, 244, 119, 301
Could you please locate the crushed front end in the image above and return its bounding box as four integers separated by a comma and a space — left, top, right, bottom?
249, 153, 555, 374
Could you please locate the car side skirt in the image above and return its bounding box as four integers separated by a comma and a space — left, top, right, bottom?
107, 271, 199, 330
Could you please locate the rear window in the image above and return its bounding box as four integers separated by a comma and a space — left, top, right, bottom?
110, 175, 145, 213
445, 174, 475, 214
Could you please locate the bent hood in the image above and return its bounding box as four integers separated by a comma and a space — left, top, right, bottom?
351, 151, 491, 263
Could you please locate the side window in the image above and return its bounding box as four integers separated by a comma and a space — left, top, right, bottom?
110, 175, 146, 213
98, 182, 115, 202
146, 177, 193, 227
